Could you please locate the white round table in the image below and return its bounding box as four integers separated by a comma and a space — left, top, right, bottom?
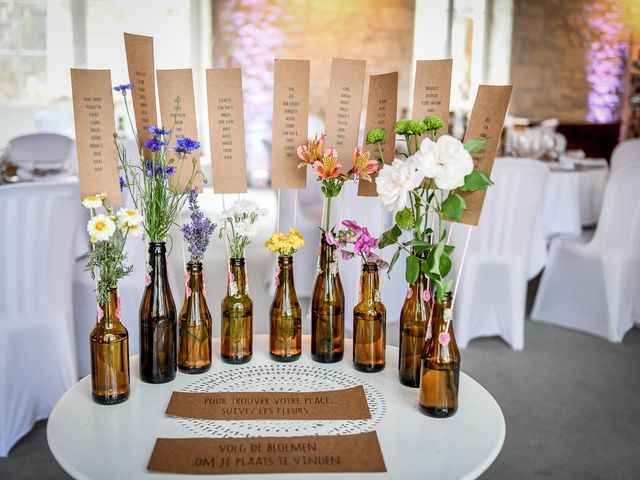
47, 335, 505, 480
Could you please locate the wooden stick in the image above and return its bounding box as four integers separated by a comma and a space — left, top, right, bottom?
221, 194, 231, 274
446, 221, 454, 245
276, 189, 281, 233
339, 186, 346, 224
363, 197, 368, 226
293, 189, 298, 229
179, 210, 187, 274
451, 224, 473, 312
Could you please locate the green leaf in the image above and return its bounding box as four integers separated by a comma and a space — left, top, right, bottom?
459, 169, 494, 192
439, 251, 452, 278
426, 240, 446, 279
380, 224, 402, 248
442, 193, 467, 222
405, 255, 420, 284
388, 248, 401, 276
464, 137, 488, 154
443, 279, 454, 292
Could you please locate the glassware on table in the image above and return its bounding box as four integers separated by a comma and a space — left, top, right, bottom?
352, 262, 386, 372
269, 255, 302, 362
221, 257, 253, 364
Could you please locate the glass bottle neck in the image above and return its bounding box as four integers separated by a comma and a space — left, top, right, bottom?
229, 258, 247, 295
99, 288, 119, 326
432, 294, 453, 333
360, 263, 380, 303
277, 256, 295, 287
187, 262, 204, 295
148, 242, 170, 283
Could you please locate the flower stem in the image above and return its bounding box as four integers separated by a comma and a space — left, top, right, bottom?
325, 196, 332, 232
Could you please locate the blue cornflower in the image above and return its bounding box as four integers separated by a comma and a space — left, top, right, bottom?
146, 125, 173, 136
113, 83, 133, 92
119, 176, 125, 191
164, 166, 176, 179
174, 136, 201, 155
144, 137, 167, 152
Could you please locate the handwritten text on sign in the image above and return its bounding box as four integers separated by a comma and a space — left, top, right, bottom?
165, 386, 370, 420
147, 432, 386, 474
412, 59, 452, 139
70, 69, 121, 205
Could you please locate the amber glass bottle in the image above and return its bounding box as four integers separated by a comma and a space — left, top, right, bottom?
221, 258, 252, 364
398, 257, 431, 387
353, 262, 386, 372
139, 242, 177, 384
269, 256, 302, 362
90, 288, 130, 405
419, 293, 460, 418
311, 237, 345, 363
178, 262, 212, 373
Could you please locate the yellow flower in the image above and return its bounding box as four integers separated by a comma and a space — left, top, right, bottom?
264, 228, 305, 256
87, 214, 116, 242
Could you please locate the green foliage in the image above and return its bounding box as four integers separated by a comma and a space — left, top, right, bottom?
459, 170, 493, 192
379, 224, 402, 248
394, 119, 412, 135
408, 120, 427, 136
366, 128, 387, 144
423, 115, 445, 132
85, 232, 133, 305
405, 255, 420, 284
395, 208, 415, 229
442, 193, 467, 221
464, 137, 488, 154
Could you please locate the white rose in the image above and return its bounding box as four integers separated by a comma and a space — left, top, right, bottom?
416, 135, 474, 190
375, 158, 423, 212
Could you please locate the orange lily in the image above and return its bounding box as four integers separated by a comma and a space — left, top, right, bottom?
297, 133, 326, 168
313, 149, 342, 179
351, 146, 378, 182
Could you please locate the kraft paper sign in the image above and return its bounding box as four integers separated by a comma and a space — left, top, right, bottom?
412, 59, 452, 138
165, 386, 370, 421
206, 68, 248, 194
324, 58, 366, 169
156, 68, 203, 191
458, 85, 513, 226
70, 69, 121, 205
358, 72, 398, 197
147, 432, 386, 475
124, 33, 158, 150
271, 59, 310, 189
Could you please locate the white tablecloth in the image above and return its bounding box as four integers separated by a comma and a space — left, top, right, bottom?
507, 157, 610, 278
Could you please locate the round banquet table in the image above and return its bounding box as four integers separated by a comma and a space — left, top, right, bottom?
47, 335, 505, 480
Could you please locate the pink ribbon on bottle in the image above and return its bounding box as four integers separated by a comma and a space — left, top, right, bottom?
185, 271, 192, 298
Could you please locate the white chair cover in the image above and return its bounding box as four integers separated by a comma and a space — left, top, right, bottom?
610, 138, 640, 173
531, 163, 640, 342
0, 181, 80, 456
450, 158, 549, 350
8, 133, 74, 168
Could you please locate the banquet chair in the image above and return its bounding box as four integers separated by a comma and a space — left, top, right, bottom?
0, 182, 80, 457
531, 163, 640, 342
610, 138, 640, 173
450, 158, 549, 350
8, 133, 74, 170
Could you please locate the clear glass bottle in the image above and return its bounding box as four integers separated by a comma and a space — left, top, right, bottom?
353, 262, 386, 372
139, 242, 177, 383
419, 293, 460, 417
311, 237, 345, 363
178, 261, 212, 373
269, 255, 302, 362
221, 258, 252, 364
90, 288, 130, 404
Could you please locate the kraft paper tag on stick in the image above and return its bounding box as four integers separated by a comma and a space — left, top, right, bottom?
458, 85, 513, 226
271, 59, 310, 189
324, 58, 366, 170
147, 432, 386, 475
412, 59, 452, 139
124, 33, 158, 150
206, 68, 248, 194
358, 72, 398, 197
70, 68, 122, 206
165, 386, 370, 421
156, 68, 203, 191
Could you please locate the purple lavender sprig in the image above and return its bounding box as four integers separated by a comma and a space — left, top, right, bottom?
180, 187, 216, 263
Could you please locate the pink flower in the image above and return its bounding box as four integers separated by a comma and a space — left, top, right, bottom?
438, 331, 450, 346
406, 286, 413, 299
340, 250, 355, 260
297, 133, 325, 167
351, 146, 378, 182
341, 219, 362, 232
274, 263, 281, 288
97, 304, 104, 321
354, 227, 374, 254
185, 271, 192, 298
116, 296, 121, 320
312, 149, 341, 179
422, 289, 431, 303
325, 231, 336, 245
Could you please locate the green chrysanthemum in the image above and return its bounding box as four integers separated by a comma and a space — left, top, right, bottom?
366, 128, 387, 144
394, 119, 412, 135
424, 115, 445, 132
395, 207, 415, 229
408, 120, 427, 136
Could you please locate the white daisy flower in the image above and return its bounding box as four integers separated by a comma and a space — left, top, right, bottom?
82, 193, 106, 210
125, 223, 143, 237
87, 214, 116, 242
116, 208, 143, 229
